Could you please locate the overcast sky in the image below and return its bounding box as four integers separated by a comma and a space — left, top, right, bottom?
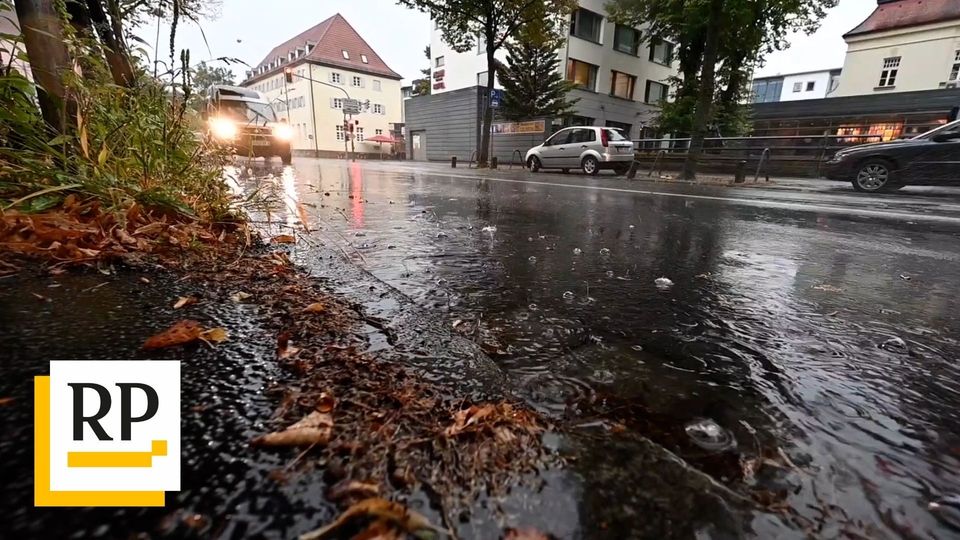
140, 0, 876, 84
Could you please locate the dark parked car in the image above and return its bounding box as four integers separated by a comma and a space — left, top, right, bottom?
823, 119, 960, 192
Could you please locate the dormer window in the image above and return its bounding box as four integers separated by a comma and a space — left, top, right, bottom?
342, 50, 350, 60
306, 42, 315, 53
361, 54, 368, 64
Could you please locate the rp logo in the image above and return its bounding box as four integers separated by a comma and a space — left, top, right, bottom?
35, 361, 180, 507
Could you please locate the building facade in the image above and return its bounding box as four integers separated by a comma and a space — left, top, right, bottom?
751, 69, 842, 103
834, 0, 960, 97
241, 14, 403, 157
428, 0, 678, 139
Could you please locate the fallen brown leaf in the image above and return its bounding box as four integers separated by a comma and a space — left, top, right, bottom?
445, 404, 496, 436
316, 392, 336, 413
299, 498, 444, 540
142, 320, 203, 349
272, 234, 296, 244
350, 520, 403, 540
253, 410, 333, 448
230, 291, 252, 303
302, 302, 325, 314
326, 479, 380, 501
173, 296, 197, 309
200, 327, 228, 344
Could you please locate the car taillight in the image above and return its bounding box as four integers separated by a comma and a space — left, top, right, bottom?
600, 129, 609, 147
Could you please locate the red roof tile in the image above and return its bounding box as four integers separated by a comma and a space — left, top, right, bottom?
845, 0, 960, 38
245, 14, 401, 83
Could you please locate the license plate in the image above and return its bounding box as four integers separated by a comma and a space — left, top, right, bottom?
251, 139, 271, 146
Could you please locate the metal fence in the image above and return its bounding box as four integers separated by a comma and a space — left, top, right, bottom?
631, 134, 885, 178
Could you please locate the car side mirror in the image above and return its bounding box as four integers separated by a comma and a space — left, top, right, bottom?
932, 132, 960, 143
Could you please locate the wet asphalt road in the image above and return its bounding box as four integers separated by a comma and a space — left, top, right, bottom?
235, 158, 960, 538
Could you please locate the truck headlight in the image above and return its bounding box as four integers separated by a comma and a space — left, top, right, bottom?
273, 123, 294, 141
210, 118, 237, 140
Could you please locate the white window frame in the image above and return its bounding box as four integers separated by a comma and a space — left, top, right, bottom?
361, 54, 369, 64
878, 57, 900, 88
356, 127, 365, 142
352, 75, 363, 88
435, 56, 445, 68
336, 125, 345, 141
332, 98, 343, 109
330, 72, 342, 84
373, 80, 382, 91
375, 129, 384, 135
372, 103, 384, 114
342, 50, 350, 59
792, 82, 802, 93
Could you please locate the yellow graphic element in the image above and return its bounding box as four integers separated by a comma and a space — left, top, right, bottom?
67, 440, 168, 468
34, 376, 166, 507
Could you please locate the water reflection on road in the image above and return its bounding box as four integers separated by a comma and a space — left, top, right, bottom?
236, 159, 960, 538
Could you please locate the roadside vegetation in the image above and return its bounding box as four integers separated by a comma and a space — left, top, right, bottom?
0, 0, 240, 270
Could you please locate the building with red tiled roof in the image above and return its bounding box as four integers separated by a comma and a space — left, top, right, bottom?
241, 14, 403, 158
834, 0, 960, 97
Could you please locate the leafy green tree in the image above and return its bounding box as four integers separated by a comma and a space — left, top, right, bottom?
397, 0, 577, 167
497, 20, 577, 121
607, 0, 837, 179
412, 45, 431, 96
192, 62, 234, 93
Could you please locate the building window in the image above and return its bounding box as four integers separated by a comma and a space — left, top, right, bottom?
435, 56, 445, 67
571, 9, 603, 43
613, 25, 640, 56
806, 81, 815, 91
332, 98, 343, 109
361, 54, 369, 64
373, 80, 381, 91
644, 80, 668, 104
649, 39, 674, 65
336, 124, 345, 141
751, 78, 783, 103
376, 129, 383, 136
373, 103, 384, 114
566, 59, 598, 91
342, 50, 350, 59
950, 50, 960, 81
878, 57, 900, 88
356, 127, 364, 142
792, 82, 802, 92
477, 71, 488, 86
330, 72, 342, 84
610, 71, 636, 99
352, 76, 363, 87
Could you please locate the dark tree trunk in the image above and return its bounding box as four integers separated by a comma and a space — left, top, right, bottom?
14, 0, 77, 133
85, 0, 134, 86
681, 0, 723, 180
478, 41, 496, 167
716, 54, 747, 136
65, 0, 98, 76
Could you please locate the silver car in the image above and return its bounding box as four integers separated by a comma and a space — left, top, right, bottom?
525, 127, 635, 175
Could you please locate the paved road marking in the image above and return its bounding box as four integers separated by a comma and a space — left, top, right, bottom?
371, 165, 960, 225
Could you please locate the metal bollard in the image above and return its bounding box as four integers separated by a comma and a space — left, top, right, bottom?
451, 156, 457, 168
734, 160, 746, 183
626, 160, 639, 180
490, 156, 498, 169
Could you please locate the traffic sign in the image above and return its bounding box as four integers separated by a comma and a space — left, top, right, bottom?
490, 89, 504, 109
343, 98, 361, 114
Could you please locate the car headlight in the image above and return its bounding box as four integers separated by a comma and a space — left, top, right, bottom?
273, 123, 294, 141
209, 118, 237, 140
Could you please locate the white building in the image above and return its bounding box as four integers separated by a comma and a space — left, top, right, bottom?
429, 0, 678, 139
834, 0, 960, 97
750, 68, 842, 103
241, 14, 403, 157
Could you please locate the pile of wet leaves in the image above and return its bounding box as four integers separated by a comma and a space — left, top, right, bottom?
138, 241, 556, 539
0, 195, 245, 276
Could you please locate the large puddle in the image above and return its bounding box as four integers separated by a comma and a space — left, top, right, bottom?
237, 159, 960, 537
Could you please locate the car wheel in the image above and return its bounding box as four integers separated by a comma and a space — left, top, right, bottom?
582, 156, 599, 176
527, 156, 542, 172
613, 164, 630, 176
280, 152, 292, 165
852, 159, 896, 193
